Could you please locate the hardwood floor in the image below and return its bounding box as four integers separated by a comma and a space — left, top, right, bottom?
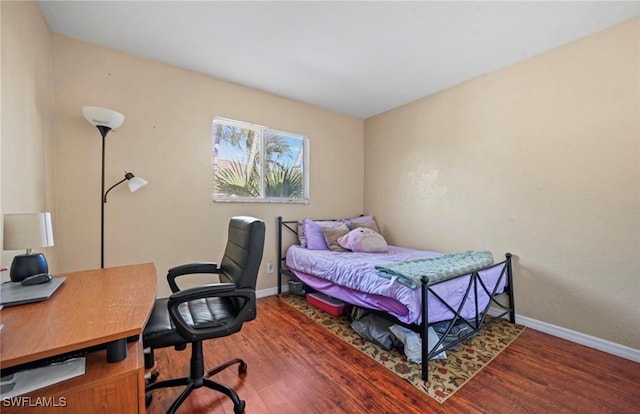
145, 295, 640, 414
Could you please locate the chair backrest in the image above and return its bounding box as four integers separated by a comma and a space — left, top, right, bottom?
218, 216, 265, 290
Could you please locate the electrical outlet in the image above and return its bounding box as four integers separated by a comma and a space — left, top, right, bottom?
266, 261, 274, 274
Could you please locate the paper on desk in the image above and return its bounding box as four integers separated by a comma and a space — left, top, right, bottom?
0, 357, 85, 399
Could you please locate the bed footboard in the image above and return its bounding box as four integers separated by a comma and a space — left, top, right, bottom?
419, 253, 515, 381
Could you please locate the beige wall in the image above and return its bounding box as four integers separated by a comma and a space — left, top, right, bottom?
364, 18, 640, 348
52, 36, 364, 297
0, 1, 57, 276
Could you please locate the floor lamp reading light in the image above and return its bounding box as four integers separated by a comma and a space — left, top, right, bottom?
82, 106, 148, 269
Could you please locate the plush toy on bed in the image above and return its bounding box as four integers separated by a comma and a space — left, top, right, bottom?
338, 227, 388, 253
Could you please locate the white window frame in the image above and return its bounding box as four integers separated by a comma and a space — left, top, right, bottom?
212, 117, 310, 203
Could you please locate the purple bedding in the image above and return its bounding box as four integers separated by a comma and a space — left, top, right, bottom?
286, 245, 506, 324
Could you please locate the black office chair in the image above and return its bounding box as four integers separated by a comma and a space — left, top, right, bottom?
143, 216, 265, 414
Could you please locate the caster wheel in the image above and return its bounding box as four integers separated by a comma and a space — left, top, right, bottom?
149, 371, 159, 383
145, 393, 153, 407
233, 400, 246, 414
239, 361, 248, 375
145, 364, 160, 384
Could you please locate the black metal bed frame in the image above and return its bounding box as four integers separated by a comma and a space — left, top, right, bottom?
277, 216, 516, 381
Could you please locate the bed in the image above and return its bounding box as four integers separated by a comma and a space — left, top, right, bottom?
277, 216, 516, 381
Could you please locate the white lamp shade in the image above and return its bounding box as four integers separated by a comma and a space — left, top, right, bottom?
127, 176, 148, 193
3, 212, 54, 250
82, 106, 125, 129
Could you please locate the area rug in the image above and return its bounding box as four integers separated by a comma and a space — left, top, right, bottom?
281, 293, 525, 403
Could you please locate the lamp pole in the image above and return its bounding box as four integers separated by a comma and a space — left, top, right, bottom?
98, 126, 111, 269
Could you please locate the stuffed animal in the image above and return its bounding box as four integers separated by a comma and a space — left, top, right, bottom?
337, 227, 388, 253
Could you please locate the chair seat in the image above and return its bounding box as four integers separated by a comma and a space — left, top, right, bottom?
144, 296, 236, 349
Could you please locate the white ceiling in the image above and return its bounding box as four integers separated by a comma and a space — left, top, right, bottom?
38, 1, 640, 119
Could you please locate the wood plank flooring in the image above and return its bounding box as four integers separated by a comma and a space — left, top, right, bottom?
145, 295, 640, 414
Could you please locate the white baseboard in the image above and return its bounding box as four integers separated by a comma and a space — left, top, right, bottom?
515, 314, 640, 363
488, 307, 640, 363
257, 286, 283, 298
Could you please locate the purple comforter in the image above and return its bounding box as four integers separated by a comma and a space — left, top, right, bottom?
286, 245, 506, 324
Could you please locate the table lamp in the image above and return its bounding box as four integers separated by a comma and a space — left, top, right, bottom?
3, 212, 54, 282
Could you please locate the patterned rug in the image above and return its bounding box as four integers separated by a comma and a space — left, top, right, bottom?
281, 293, 525, 403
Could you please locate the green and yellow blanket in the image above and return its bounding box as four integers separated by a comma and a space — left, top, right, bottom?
375, 251, 494, 288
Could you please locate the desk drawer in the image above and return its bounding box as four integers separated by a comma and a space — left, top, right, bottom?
1, 342, 143, 414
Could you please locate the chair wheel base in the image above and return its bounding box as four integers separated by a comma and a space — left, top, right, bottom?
206, 358, 247, 378
239, 360, 247, 375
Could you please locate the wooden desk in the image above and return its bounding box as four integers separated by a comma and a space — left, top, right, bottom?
0, 263, 157, 413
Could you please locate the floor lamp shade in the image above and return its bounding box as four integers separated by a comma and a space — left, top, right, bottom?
82, 106, 125, 130
3, 213, 55, 282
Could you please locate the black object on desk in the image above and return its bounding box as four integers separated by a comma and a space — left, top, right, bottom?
21, 273, 52, 286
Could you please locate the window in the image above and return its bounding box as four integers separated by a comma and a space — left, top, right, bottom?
212, 117, 309, 203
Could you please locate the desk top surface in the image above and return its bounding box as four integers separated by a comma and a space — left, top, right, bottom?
0, 262, 158, 368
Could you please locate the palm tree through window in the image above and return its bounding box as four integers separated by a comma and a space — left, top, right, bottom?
213, 118, 309, 202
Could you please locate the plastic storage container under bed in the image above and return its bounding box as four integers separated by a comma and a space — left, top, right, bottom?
306, 292, 346, 316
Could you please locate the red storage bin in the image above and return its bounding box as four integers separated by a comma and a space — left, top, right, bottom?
306, 292, 346, 316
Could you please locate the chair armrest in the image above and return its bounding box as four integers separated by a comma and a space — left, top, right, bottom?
167, 262, 220, 293
167, 284, 256, 342
169, 283, 235, 302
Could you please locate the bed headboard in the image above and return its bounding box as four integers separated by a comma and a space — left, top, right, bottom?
277, 217, 297, 294
277, 216, 340, 294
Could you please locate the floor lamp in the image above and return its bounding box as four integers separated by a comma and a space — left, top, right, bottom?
82, 106, 148, 268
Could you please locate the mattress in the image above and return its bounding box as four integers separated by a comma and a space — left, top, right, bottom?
286, 245, 506, 324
